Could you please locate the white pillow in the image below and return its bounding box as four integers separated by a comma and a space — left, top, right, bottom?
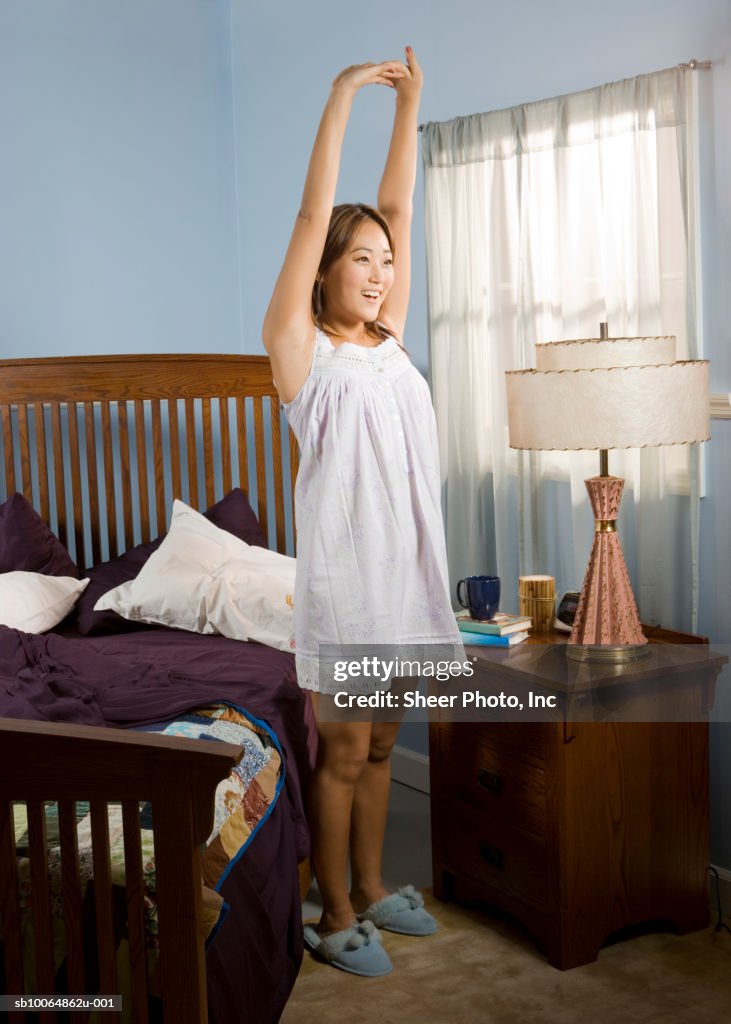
94, 500, 296, 651
0, 573, 90, 632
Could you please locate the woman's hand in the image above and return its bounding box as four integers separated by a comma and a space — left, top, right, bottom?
393, 46, 423, 99
331, 62, 406, 98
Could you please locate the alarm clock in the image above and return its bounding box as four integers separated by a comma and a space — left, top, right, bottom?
555, 591, 580, 633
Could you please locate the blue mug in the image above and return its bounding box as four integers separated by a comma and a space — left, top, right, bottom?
456, 575, 501, 622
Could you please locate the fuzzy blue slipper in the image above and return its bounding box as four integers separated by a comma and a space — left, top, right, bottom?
356, 885, 438, 936
303, 920, 393, 977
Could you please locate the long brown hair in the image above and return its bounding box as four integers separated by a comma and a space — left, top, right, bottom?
312, 203, 394, 343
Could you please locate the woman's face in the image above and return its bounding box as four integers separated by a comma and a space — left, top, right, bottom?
321, 219, 394, 325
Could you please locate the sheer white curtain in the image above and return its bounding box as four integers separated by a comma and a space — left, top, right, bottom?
423, 68, 703, 628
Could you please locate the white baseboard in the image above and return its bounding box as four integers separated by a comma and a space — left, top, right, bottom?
391, 744, 430, 794
709, 864, 731, 921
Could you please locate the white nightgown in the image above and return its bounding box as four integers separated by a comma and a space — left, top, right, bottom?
282, 327, 462, 693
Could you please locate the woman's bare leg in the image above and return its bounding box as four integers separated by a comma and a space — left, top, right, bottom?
308, 693, 372, 935
348, 719, 401, 912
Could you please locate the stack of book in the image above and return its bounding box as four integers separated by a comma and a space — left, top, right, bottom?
456, 610, 532, 646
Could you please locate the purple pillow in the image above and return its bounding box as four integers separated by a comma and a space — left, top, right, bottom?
74, 489, 267, 636
0, 492, 78, 578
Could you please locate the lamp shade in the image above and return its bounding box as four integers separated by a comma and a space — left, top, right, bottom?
506, 335, 709, 451
535, 335, 676, 371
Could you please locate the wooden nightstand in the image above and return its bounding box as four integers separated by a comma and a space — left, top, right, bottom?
428, 628, 727, 969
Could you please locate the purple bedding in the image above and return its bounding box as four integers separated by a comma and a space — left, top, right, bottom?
0, 623, 316, 1024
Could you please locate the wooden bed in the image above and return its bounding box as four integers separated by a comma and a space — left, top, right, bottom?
0, 353, 303, 1023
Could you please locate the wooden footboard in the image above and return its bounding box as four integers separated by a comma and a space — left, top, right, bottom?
0, 719, 242, 1024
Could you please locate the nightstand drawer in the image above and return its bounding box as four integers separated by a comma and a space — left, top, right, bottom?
442, 800, 549, 908
439, 732, 547, 837
436, 720, 548, 764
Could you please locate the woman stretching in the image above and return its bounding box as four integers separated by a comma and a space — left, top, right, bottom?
263, 48, 461, 977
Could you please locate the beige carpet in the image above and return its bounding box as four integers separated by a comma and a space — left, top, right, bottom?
281, 894, 731, 1024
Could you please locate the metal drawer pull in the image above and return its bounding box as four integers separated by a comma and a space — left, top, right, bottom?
477, 768, 502, 794
479, 842, 504, 870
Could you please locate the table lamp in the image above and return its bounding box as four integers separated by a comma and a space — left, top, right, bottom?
505, 324, 709, 662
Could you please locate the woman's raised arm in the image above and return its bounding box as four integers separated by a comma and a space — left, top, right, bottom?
377, 47, 423, 342
263, 62, 404, 403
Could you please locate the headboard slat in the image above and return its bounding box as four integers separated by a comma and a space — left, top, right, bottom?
185, 398, 199, 509
34, 402, 50, 524
219, 397, 232, 496
253, 397, 268, 543
51, 403, 67, 550
167, 398, 183, 508
201, 397, 215, 509
117, 402, 134, 552
134, 400, 151, 543
66, 404, 85, 564
236, 397, 249, 498
270, 396, 286, 554
16, 405, 32, 498
84, 402, 102, 567
101, 402, 119, 559
1, 405, 16, 496
151, 399, 166, 537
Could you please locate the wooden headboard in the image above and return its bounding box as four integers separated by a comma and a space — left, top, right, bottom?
0, 353, 299, 567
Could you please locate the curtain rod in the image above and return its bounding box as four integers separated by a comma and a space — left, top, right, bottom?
417, 59, 713, 131
678, 58, 713, 69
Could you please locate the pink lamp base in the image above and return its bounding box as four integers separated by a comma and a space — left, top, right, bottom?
568, 476, 648, 663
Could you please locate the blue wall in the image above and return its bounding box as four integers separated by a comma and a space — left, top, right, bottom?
0, 1, 240, 356
2, 0, 730, 867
